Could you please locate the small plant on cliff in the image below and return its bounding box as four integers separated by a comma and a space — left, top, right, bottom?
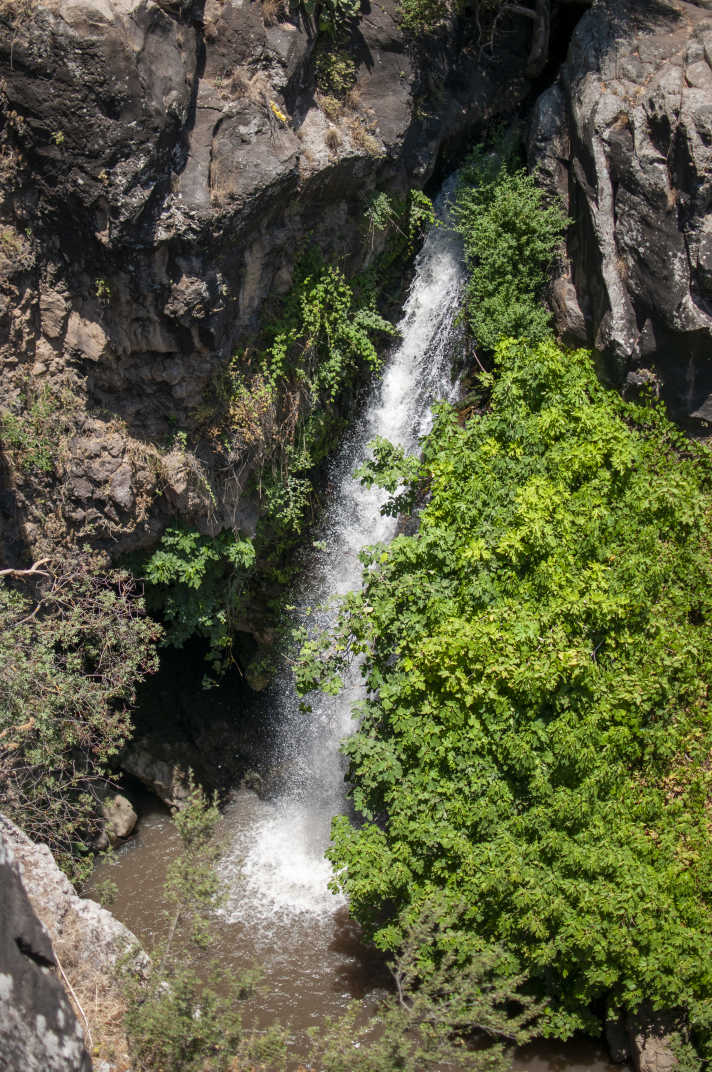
0, 380, 75, 474
123, 778, 287, 1071
398, 0, 450, 34
0, 555, 160, 881
262, 252, 393, 402
315, 48, 357, 97
364, 189, 436, 253
452, 143, 568, 351
301, 0, 360, 36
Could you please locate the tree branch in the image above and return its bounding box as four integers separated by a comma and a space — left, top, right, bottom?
0, 558, 50, 578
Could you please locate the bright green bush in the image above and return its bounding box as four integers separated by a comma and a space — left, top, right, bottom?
143, 526, 255, 679
452, 146, 568, 351
263, 253, 393, 402
299, 337, 712, 1050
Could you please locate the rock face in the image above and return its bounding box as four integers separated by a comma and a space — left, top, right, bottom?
0, 820, 92, 1072
120, 735, 205, 807
0, 813, 146, 1070
530, 0, 712, 422
605, 1009, 679, 1071
0, 0, 534, 565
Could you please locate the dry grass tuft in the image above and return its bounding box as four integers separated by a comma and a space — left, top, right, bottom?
346, 118, 383, 157
262, 0, 289, 25
317, 93, 343, 122
325, 126, 342, 152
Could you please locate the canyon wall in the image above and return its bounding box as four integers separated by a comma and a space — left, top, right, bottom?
531, 0, 712, 424
0, 0, 532, 565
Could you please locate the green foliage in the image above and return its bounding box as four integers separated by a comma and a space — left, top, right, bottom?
300, 0, 360, 36
398, 0, 450, 35
300, 337, 712, 1049
0, 557, 160, 881
263, 252, 393, 403
452, 145, 568, 351
308, 898, 541, 1071
364, 189, 436, 252
95, 278, 111, 303
254, 252, 394, 536
124, 779, 287, 1071
142, 526, 255, 677
0, 382, 70, 473
315, 48, 357, 97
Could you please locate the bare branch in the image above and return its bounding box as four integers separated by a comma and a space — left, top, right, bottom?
0, 558, 50, 578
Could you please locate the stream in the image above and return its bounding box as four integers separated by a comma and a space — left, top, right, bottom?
90, 182, 618, 1071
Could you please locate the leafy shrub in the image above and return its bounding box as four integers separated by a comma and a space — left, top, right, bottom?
308, 898, 541, 1071
398, 0, 450, 34
452, 145, 568, 351
300, 337, 712, 1049
142, 526, 255, 678
0, 557, 160, 880
315, 48, 357, 97
263, 253, 393, 402
364, 189, 436, 253
302, 0, 360, 36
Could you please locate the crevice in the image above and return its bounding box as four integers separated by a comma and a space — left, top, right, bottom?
15, 935, 55, 970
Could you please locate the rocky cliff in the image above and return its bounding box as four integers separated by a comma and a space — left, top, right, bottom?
0, 819, 92, 1072
0, 812, 146, 1070
0, 0, 534, 566
530, 0, 712, 424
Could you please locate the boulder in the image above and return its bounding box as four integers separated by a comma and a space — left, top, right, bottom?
0, 823, 91, 1072
120, 735, 204, 807
102, 793, 138, 843
530, 0, 712, 423
626, 1008, 679, 1072
0, 813, 147, 1070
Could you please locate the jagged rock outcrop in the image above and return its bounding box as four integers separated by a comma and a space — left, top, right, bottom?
0, 813, 146, 1070
530, 0, 712, 423
0, 819, 92, 1072
0, 0, 534, 564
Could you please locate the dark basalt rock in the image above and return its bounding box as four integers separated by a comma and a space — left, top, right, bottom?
530, 0, 712, 424
0, 0, 533, 564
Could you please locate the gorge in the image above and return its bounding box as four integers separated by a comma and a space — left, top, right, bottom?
3, 1, 712, 1070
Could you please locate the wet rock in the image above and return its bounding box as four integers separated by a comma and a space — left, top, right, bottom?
530, 0, 712, 422
120, 736, 204, 808
0, 819, 91, 1072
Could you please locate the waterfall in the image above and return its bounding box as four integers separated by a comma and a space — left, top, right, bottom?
219, 177, 465, 930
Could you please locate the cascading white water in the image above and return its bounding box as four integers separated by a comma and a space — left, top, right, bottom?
218, 179, 465, 933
